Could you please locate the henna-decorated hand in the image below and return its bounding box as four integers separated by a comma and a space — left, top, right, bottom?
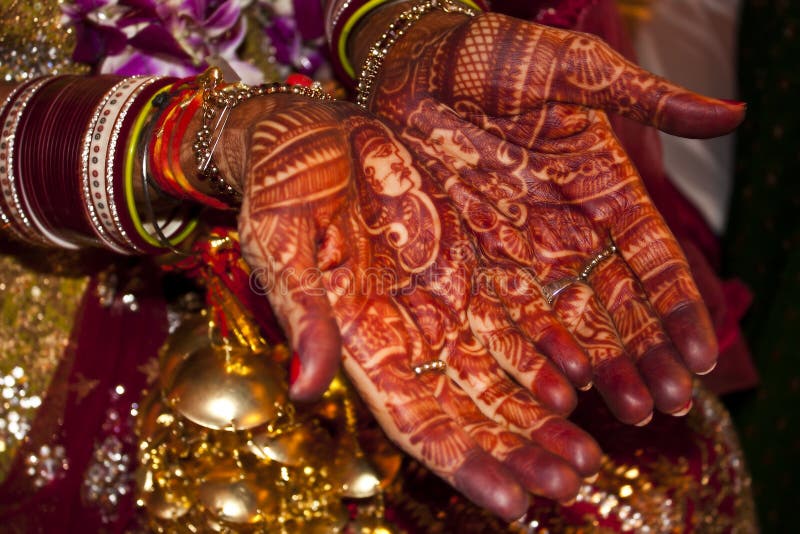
358, 8, 746, 425
214, 94, 601, 519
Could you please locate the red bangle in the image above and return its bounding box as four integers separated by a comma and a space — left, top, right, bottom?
148, 78, 229, 209
17, 76, 120, 248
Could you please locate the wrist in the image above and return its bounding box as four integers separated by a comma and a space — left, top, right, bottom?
325, 0, 482, 84
352, 1, 476, 109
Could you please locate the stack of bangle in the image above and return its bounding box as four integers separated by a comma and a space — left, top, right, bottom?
0, 74, 198, 253
1, 70, 334, 253
325, 0, 484, 83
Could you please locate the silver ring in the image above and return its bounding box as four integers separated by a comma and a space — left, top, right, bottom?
542, 243, 617, 306
413, 360, 447, 375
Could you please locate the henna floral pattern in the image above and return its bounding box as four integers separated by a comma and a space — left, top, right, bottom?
223, 94, 601, 520
363, 10, 745, 425
208, 6, 744, 521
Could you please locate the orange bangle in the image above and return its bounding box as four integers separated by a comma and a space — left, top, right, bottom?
149, 89, 192, 197
149, 79, 230, 209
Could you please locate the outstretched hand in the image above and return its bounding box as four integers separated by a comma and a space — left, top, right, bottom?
362, 9, 745, 424
216, 94, 600, 519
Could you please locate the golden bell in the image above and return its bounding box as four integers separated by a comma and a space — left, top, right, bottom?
137, 386, 178, 446
334, 453, 382, 499
158, 314, 212, 392
162, 339, 287, 431
248, 422, 332, 467
137, 467, 192, 520
197, 471, 277, 524
350, 516, 397, 534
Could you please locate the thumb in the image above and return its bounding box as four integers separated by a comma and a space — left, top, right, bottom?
240, 212, 341, 402
547, 29, 745, 138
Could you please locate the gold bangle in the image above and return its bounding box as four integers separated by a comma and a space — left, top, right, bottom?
356, 0, 477, 109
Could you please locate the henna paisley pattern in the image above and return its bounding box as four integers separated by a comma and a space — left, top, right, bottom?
362, 9, 745, 424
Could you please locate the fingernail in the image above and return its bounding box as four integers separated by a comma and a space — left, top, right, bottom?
720, 98, 746, 105
634, 412, 653, 427
696, 361, 717, 375
670, 399, 693, 417
289, 351, 301, 386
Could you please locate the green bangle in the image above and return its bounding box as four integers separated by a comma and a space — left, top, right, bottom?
125, 88, 199, 251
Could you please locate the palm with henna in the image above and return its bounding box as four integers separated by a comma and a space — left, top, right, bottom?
356, 8, 746, 425
207, 93, 600, 519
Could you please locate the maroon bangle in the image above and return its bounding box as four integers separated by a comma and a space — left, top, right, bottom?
16, 75, 121, 247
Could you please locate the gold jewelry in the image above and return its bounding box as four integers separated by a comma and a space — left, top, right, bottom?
413, 359, 447, 375
542, 243, 618, 306
194, 67, 334, 205
356, 0, 477, 109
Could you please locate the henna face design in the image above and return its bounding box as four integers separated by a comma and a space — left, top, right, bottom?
233, 96, 599, 520
367, 11, 744, 424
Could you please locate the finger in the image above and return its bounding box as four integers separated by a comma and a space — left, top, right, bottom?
444, 335, 601, 475
238, 106, 354, 401
545, 28, 746, 137
468, 274, 577, 415
239, 212, 341, 402
589, 255, 694, 414
438, 379, 583, 501
553, 282, 654, 425
337, 294, 529, 520
492, 266, 593, 388
610, 203, 718, 375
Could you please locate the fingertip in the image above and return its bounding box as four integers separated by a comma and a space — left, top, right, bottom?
529, 418, 602, 477
537, 328, 592, 390
530, 363, 578, 416
504, 447, 581, 503
671, 398, 693, 417
664, 302, 718, 376
659, 92, 746, 138
637, 346, 693, 415
634, 411, 654, 427
288, 317, 342, 402
454, 451, 530, 521
593, 357, 654, 426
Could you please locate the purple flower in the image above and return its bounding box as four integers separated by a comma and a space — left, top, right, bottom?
63, 0, 263, 83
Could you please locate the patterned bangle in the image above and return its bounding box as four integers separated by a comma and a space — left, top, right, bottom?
0, 79, 42, 244
193, 66, 333, 207
356, 0, 477, 109
81, 76, 168, 253
0, 76, 71, 247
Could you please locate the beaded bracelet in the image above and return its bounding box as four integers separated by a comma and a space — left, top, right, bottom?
192, 67, 333, 207
356, 0, 477, 109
